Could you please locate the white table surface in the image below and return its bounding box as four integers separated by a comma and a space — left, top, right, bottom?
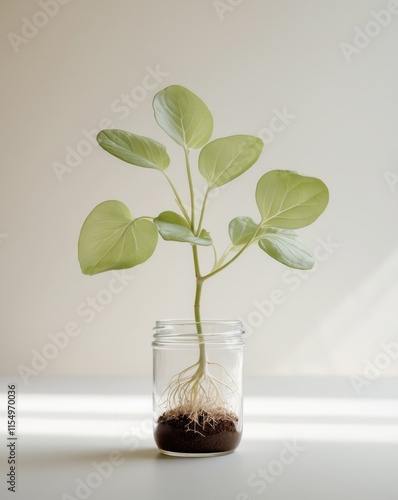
1, 376, 397, 500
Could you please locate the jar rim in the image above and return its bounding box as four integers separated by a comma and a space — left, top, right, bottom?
155, 319, 243, 327
153, 319, 244, 343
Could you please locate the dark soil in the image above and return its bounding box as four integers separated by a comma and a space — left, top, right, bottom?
154, 410, 241, 454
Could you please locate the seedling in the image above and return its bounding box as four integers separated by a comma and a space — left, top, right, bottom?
78, 84, 329, 436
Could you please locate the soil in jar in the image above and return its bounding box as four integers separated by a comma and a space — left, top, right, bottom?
154, 407, 241, 454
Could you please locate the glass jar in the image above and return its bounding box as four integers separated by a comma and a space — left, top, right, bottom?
152, 320, 244, 457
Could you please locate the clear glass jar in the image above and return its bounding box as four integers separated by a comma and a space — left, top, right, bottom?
152, 320, 244, 457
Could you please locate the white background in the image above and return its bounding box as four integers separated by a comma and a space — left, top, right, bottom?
1, 0, 398, 383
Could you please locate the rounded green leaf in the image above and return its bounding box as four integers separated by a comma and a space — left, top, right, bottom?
256, 170, 329, 229
97, 129, 170, 170
229, 216, 259, 246
154, 211, 212, 246
199, 135, 264, 190
153, 85, 214, 149
78, 201, 158, 275
258, 228, 314, 270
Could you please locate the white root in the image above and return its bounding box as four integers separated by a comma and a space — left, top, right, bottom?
159, 359, 239, 433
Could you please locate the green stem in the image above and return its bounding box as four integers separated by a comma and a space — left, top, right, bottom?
212, 244, 233, 271
184, 148, 195, 231
163, 172, 190, 224
194, 274, 203, 324
211, 244, 218, 270
193, 245, 202, 321
202, 225, 262, 282
185, 148, 207, 370
192, 245, 207, 369
196, 188, 210, 235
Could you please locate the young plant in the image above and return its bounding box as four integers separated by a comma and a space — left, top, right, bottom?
78, 85, 329, 424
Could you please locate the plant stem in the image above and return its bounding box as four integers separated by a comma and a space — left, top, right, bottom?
184, 148, 195, 231
202, 225, 262, 282
185, 148, 207, 370
163, 172, 191, 224
196, 188, 210, 235
194, 270, 203, 324
211, 244, 218, 270
212, 244, 234, 271
192, 244, 207, 370
192, 246, 204, 317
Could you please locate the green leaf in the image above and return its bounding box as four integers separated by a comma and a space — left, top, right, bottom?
258, 228, 314, 270
97, 129, 170, 171
153, 85, 214, 149
229, 216, 260, 246
78, 201, 158, 275
198, 228, 211, 243
256, 170, 329, 229
199, 135, 264, 190
154, 211, 212, 246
